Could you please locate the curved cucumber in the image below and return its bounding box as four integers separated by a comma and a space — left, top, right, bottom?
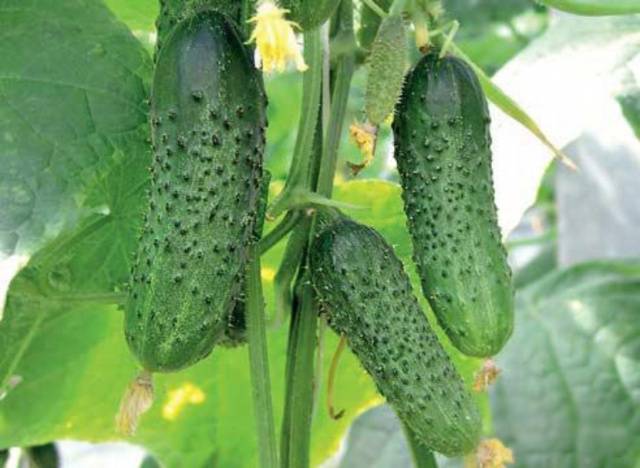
392, 53, 514, 357
125, 10, 266, 372
310, 216, 481, 456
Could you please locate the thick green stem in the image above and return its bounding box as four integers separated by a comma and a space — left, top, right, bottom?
268, 30, 324, 219
317, 52, 355, 197
280, 3, 356, 466
402, 422, 438, 468
273, 218, 311, 326
246, 246, 278, 468
258, 211, 302, 255
280, 275, 318, 468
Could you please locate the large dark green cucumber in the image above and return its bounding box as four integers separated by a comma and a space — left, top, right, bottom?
310, 216, 481, 456
125, 10, 266, 372
279, 0, 341, 31
392, 53, 514, 358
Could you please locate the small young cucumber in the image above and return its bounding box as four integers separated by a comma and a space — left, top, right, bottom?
279, 0, 341, 30
365, 14, 407, 126
310, 216, 481, 456
392, 53, 514, 358
125, 10, 266, 372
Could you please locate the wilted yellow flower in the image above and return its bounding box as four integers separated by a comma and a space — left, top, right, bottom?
466, 438, 514, 468
248, 2, 307, 73
473, 359, 501, 392
348, 122, 377, 175
116, 371, 154, 436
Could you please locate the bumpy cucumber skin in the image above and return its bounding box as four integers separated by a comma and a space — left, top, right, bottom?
392, 53, 514, 358
126, 10, 266, 372
279, 0, 341, 30
357, 0, 393, 50
310, 218, 481, 456
365, 15, 407, 126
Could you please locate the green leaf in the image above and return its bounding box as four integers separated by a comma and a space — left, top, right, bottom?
491, 261, 640, 466
476, 14, 640, 236
103, 0, 158, 34
0, 0, 151, 295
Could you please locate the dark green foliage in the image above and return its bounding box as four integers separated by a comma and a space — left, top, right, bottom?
310, 217, 481, 456
125, 10, 266, 372
279, 0, 342, 30
392, 53, 514, 357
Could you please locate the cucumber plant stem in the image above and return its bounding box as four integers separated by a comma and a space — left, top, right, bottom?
280, 2, 357, 465
246, 245, 278, 468
268, 30, 324, 219
362, 0, 389, 18
280, 272, 318, 468
402, 421, 438, 468
258, 211, 302, 255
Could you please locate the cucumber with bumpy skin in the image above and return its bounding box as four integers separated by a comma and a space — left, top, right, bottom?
125, 10, 266, 372
392, 52, 514, 357
310, 215, 481, 456
365, 14, 407, 126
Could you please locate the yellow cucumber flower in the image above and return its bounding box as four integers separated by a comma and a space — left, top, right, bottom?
248, 2, 307, 73
348, 122, 377, 175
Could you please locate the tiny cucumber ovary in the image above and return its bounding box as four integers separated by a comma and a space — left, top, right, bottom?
126, 10, 266, 372
310, 218, 481, 456
392, 53, 514, 358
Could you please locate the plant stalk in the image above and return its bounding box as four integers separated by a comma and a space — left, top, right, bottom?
246, 245, 278, 468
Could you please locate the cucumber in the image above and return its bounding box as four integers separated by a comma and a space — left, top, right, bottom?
279, 0, 341, 30
125, 9, 266, 372
392, 53, 514, 358
357, 0, 393, 50
365, 14, 407, 126
310, 215, 481, 456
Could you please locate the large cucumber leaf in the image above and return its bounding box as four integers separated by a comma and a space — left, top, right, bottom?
492, 261, 640, 466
